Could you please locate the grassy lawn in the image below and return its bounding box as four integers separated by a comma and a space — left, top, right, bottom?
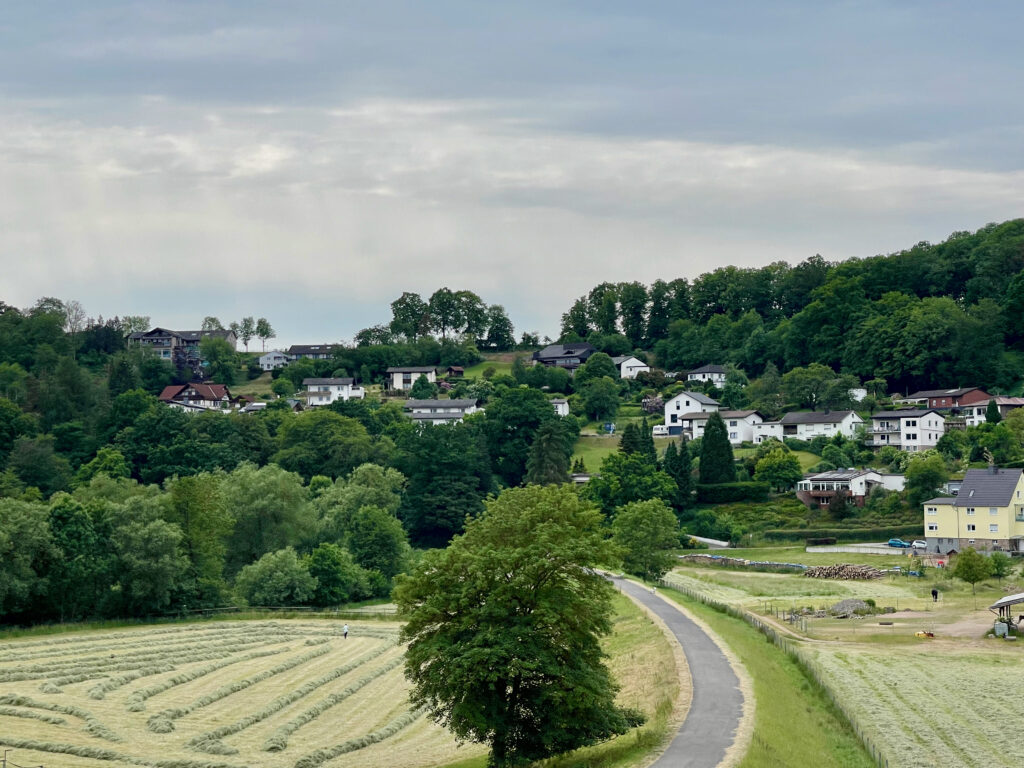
463, 359, 514, 379
713, 545, 914, 568
661, 588, 874, 768
572, 435, 620, 472
229, 371, 276, 398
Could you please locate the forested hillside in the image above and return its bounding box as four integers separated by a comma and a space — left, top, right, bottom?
559, 220, 1024, 393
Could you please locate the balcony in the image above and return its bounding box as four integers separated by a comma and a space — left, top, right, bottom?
867, 425, 900, 434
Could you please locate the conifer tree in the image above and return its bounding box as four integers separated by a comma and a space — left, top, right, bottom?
639, 417, 658, 467
663, 440, 693, 508
986, 399, 1002, 423
699, 411, 736, 484
618, 422, 641, 455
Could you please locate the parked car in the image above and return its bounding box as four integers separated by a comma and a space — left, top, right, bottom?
911, 540, 927, 549
888, 538, 912, 548
652, 424, 670, 437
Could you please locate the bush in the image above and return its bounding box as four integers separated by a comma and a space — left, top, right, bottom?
696, 482, 770, 504
806, 537, 837, 546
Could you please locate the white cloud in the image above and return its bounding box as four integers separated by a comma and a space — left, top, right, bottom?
1, 97, 1022, 341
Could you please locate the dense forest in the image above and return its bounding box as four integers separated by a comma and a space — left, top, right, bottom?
2, 219, 1024, 626
558, 220, 1024, 393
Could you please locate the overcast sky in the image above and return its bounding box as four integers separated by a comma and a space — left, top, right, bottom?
2, 1, 1023, 346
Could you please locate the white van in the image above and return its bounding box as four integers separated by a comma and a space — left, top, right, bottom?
652, 424, 670, 437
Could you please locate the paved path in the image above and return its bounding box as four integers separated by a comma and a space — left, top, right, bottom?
613, 576, 745, 768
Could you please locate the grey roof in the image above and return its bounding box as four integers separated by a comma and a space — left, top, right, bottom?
287, 343, 341, 355
303, 378, 354, 385
386, 366, 436, 373
779, 410, 857, 425
870, 409, 943, 419
906, 387, 982, 399
670, 391, 719, 406
951, 468, 1023, 508
923, 497, 957, 505
532, 343, 596, 361
688, 364, 727, 375
407, 411, 465, 421
679, 409, 760, 421
808, 469, 875, 481
403, 399, 477, 410
551, 398, 568, 404
130, 327, 235, 342
610, 355, 644, 365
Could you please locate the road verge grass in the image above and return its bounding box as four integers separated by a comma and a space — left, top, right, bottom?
661, 588, 876, 768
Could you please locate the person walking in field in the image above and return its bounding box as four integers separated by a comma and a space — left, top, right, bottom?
343, 624, 349, 639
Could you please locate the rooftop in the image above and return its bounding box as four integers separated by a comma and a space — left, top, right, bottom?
779, 410, 857, 425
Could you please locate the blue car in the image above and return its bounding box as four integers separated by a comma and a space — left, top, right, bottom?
888, 538, 912, 548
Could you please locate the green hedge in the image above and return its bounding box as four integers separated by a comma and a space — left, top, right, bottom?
696, 482, 770, 503
763, 524, 923, 543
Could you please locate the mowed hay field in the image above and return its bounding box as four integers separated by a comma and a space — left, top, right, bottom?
0, 600, 679, 768
0, 619, 485, 768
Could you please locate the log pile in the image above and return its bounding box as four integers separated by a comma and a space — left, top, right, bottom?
804, 564, 884, 580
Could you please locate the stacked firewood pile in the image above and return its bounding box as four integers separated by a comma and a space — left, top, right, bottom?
803, 564, 884, 580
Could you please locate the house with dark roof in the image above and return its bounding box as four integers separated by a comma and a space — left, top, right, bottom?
158, 382, 236, 412
303, 378, 365, 407
663, 391, 719, 436
924, 467, 1024, 554
531, 343, 596, 372
893, 387, 990, 409
867, 409, 945, 452
287, 344, 341, 360
386, 366, 437, 391
129, 327, 237, 374
402, 398, 479, 424
754, 410, 863, 442
962, 396, 1024, 427
686, 364, 727, 386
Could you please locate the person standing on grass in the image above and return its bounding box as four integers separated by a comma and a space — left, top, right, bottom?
343, 624, 349, 639
931, 589, 938, 602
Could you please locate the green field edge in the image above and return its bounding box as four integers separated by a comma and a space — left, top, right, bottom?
658, 584, 883, 768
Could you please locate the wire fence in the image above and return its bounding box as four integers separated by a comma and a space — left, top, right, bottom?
659, 576, 890, 768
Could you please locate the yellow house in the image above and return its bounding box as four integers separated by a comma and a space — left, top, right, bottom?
924, 467, 1024, 554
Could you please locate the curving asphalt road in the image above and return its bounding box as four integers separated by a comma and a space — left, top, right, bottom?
613, 576, 745, 768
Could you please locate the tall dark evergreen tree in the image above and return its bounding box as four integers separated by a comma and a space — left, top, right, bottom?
986, 399, 1002, 423
639, 417, 657, 467
618, 422, 641, 455
699, 412, 736, 484
663, 440, 693, 509
525, 420, 571, 485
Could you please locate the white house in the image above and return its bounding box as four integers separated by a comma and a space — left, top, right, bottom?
403, 398, 479, 424
303, 378, 366, 407
867, 409, 944, 452
755, 410, 863, 441
962, 397, 1024, 427
664, 391, 719, 436
686, 364, 727, 386
796, 469, 906, 508
675, 410, 763, 444
259, 351, 292, 371
610, 355, 650, 379
551, 398, 570, 417
386, 366, 437, 391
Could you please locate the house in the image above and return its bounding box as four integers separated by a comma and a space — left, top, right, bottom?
923, 466, 1024, 554
796, 470, 905, 508
444, 366, 465, 378
403, 399, 480, 424
531, 343, 596, 372
893, 387, 990, 410
686, 364, 727, 387
158, 382, 235, 412
551, 398, 570, 417
664, 391, 719, 436
302, 378, 365, 407
674, 410, 763, 444
287, 344, 341, 360
867, 409, 944, 452
129, 327, 238, 374
259, 351, 292, 371
961, 397, 1024, 427
610, 355, 650, 379
386, 366, 437, 390
754, 410, 863, 442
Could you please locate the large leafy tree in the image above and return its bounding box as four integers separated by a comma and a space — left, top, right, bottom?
390, 292, 430, 340
699, 411, 736, 484
585, 452, 676, 517
612, 499, 680, 580
255, 317, 275, 351
483, 387, 555, 487
394, 485, 635, 767
753, 448, 803, 491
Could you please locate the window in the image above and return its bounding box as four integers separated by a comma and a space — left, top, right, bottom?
906, 433, 917, 440
927, 523, 938, 532
990, 524, 999, 533
966, 507, 975, 515
729, 420, 737, 427
927, 507, 937, 515
907, 420, 917, 427
729, 432, 738, 440
966, 524, 976, 532
990, 507, 999, 515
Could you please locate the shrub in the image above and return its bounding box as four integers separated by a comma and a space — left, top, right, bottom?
696, 482, 770, 503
